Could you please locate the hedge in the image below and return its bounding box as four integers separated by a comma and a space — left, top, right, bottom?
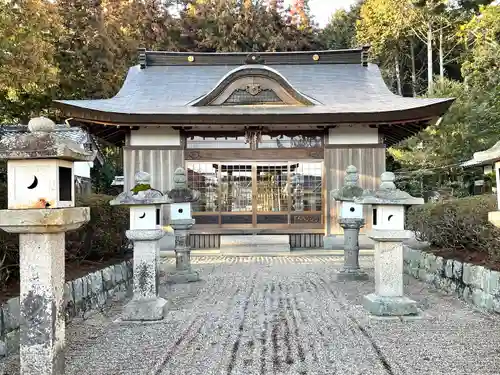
0, 183, 129, 288
406, 194, 500, 262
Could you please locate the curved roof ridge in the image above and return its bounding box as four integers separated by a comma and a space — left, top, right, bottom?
188, 64, 321, 106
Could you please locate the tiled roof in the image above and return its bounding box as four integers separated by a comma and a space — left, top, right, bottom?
55, 63, 452, 120
53, 48, 455, 145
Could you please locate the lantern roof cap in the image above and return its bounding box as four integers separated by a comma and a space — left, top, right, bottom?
330, 165, 365, 202
166, 167, 200, 203
354, 172, 424, 206
110, 171, 170, 206
0, 117, 96, 162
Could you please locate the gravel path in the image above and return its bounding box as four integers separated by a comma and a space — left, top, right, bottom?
4, 255, 500, 375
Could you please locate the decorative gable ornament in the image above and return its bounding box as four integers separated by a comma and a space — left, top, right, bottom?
245, 83, 262, 96
189, 66, 316, 107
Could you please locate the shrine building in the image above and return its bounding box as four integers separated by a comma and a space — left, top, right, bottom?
54, 47, 454, 250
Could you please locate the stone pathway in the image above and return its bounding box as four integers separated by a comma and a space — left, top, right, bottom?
3, 255, 500, 374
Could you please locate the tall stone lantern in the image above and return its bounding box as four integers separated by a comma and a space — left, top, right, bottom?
166, 167, 201, 283
110, 171, 170, 321
0, 117, 95, 375
330, 165, 368, 281
354, 172, 424, 316
462, 141, 500, 227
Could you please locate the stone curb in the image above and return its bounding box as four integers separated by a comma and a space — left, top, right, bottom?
0, 259, 133, 357
403, 245, 500, 314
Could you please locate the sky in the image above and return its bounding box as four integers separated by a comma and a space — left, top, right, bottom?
284, 0, 358, 28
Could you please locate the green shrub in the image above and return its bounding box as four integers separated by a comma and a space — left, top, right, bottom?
66, 194, 129, 262
0, 184, 129, 287
407, 194, 500, 261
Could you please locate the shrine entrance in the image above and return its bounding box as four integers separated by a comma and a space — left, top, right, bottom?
186, 160, 324, 230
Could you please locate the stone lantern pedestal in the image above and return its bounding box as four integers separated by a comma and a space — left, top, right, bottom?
0, 117, 95, 375
337, 218, 367, 280
169, 219, 199, 283
331, 166, 368, 281
110, 171, 170, 321
166, 168, 201, 283
354, 172, 424, 316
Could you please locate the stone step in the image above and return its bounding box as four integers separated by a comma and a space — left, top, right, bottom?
220, 235, 290, 254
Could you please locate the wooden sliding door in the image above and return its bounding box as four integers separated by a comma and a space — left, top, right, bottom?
186, 160, 323, 229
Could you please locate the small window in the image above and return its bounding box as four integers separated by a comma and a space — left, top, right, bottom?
258, 135, 323, 148
372, 208, 377, 226
58, 167, 72, 201
156, 208, 161, 225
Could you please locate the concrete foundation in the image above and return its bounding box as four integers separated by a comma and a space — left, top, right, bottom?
220, 235, 290, 254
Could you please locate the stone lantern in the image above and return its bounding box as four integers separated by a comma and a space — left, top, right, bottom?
0, 117, 95, 375
354, 172, 424, 316
292, 173, 304, 211
462, 141, 500, 227
166, 167, 201, 283
330, 165, 368, 281
110, 171, 170, 321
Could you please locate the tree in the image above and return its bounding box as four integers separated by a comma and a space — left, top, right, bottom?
54, 0, 129, 101
321, 0, 363, 50
0, 0, 61, 123
459, 3, 500, 88
124, 0, 182, 51
357, 0, 418, 95
289, 0, 312, 29
178, 0, 322, 52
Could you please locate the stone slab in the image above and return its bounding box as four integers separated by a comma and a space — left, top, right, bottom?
335, 269, 370, 281
220, 235, 290, 253
363, 293, 418, 316
121, 297, 167, 322
166, 270, 201, 284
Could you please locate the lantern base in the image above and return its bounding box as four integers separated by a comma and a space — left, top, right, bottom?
335, 269, 369, 281
0, 207, 90, 234
363, 293, 418, 316
166, 270, 200, 284
121, 297, 167, 321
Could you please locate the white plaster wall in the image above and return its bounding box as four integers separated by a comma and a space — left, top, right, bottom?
328, 126, 379, 145
73, 161, 93, 178
129, 127, 181, 147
